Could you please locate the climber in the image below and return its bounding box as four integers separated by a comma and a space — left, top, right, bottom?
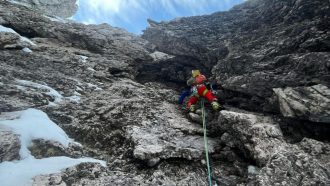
186, 70, 220, 112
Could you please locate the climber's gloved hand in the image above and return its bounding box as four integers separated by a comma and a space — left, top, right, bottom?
189, 104, 196, 112
211, 101, 220, 111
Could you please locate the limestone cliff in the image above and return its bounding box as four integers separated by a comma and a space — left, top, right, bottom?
0, 0, 329, 185
143, 0, 330, 114
9, 0, 77, 18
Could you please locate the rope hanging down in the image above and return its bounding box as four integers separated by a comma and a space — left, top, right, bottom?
201, 99, 213, 186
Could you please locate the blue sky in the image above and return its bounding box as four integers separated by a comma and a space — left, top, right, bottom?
73, 0, 245, 34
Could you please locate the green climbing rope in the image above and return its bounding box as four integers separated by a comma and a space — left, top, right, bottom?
201, 99, 213, 186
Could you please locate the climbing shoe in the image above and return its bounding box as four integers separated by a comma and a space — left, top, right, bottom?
211, 101, 220, 111
189, 104, 196, 112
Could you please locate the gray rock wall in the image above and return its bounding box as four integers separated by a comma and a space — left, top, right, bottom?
0, 126, 20, 162
10, 0, 77, 18
1, 0, 330, 185
142, 0, 330, 112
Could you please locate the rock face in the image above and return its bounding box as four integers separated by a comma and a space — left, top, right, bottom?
274, 84, 330, 123
143, 0, 330, 112
212, 110, 285, 166
10, 0, 78, 18
0, 126, 20, 162
1, 0, 330, 185
211, 110, 330, 185
255, 138, 330, 186
28, 139, 84, 159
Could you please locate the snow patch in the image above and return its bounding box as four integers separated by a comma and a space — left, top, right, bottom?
248, 165, 259, 175
87, 83, 103, 91
0, 25, 17, 33
16, 79, 84, 104
0, 25, 36, 46
0, 109, 72, 158
67, 95, 81, 103
20, 37, 36, 46
79, 55, 88, 63
22, 47, 32, 53
9, 0, 30, 7
76, 86, 83, 91
87, 67, 96, 72
16, 79, 63, 105
0, 109, 106, 186
149, 51, 174, 61
66, 91, 81, 103
43, 15, 69, 23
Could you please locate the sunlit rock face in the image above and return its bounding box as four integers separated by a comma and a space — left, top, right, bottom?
11, 0, 78, 18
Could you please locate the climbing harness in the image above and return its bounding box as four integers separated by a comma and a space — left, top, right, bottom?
201, 98, 213, 186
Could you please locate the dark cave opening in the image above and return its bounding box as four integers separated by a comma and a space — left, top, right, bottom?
135, 55, 212, 90
279, 118, 330, 144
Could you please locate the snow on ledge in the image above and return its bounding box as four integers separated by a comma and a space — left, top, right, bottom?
87, 83, 103, 91
0, 108, 72, 158
43, 15, 69, 24
16, 79, 63, 105
0, 108, 106, 186
8, 0, 30, 7
79, 55, 88, 63
0, 25, 36, 46
15, 79, 82, 104
22, 47, 33, 53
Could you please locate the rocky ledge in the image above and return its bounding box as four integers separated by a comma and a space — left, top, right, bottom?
8, 0, 78, 18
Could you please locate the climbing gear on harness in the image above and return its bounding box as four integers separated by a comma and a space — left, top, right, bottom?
208, 83, 218, 95
201, 98, 213, 186
192, 86, 199, 96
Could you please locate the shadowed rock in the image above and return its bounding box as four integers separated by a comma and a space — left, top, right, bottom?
143, 0, 330, 111
274, 84, 330, 123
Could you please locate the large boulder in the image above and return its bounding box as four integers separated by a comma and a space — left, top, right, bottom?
273, 84, 330, 123
128, 124, 218, 165
211, 110, 330, 185
211, 110, 285, 166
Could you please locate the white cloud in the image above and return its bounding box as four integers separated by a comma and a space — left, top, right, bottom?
75, 0, 245, 33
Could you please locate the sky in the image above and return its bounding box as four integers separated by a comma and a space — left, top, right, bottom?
73, 0, 246, 34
